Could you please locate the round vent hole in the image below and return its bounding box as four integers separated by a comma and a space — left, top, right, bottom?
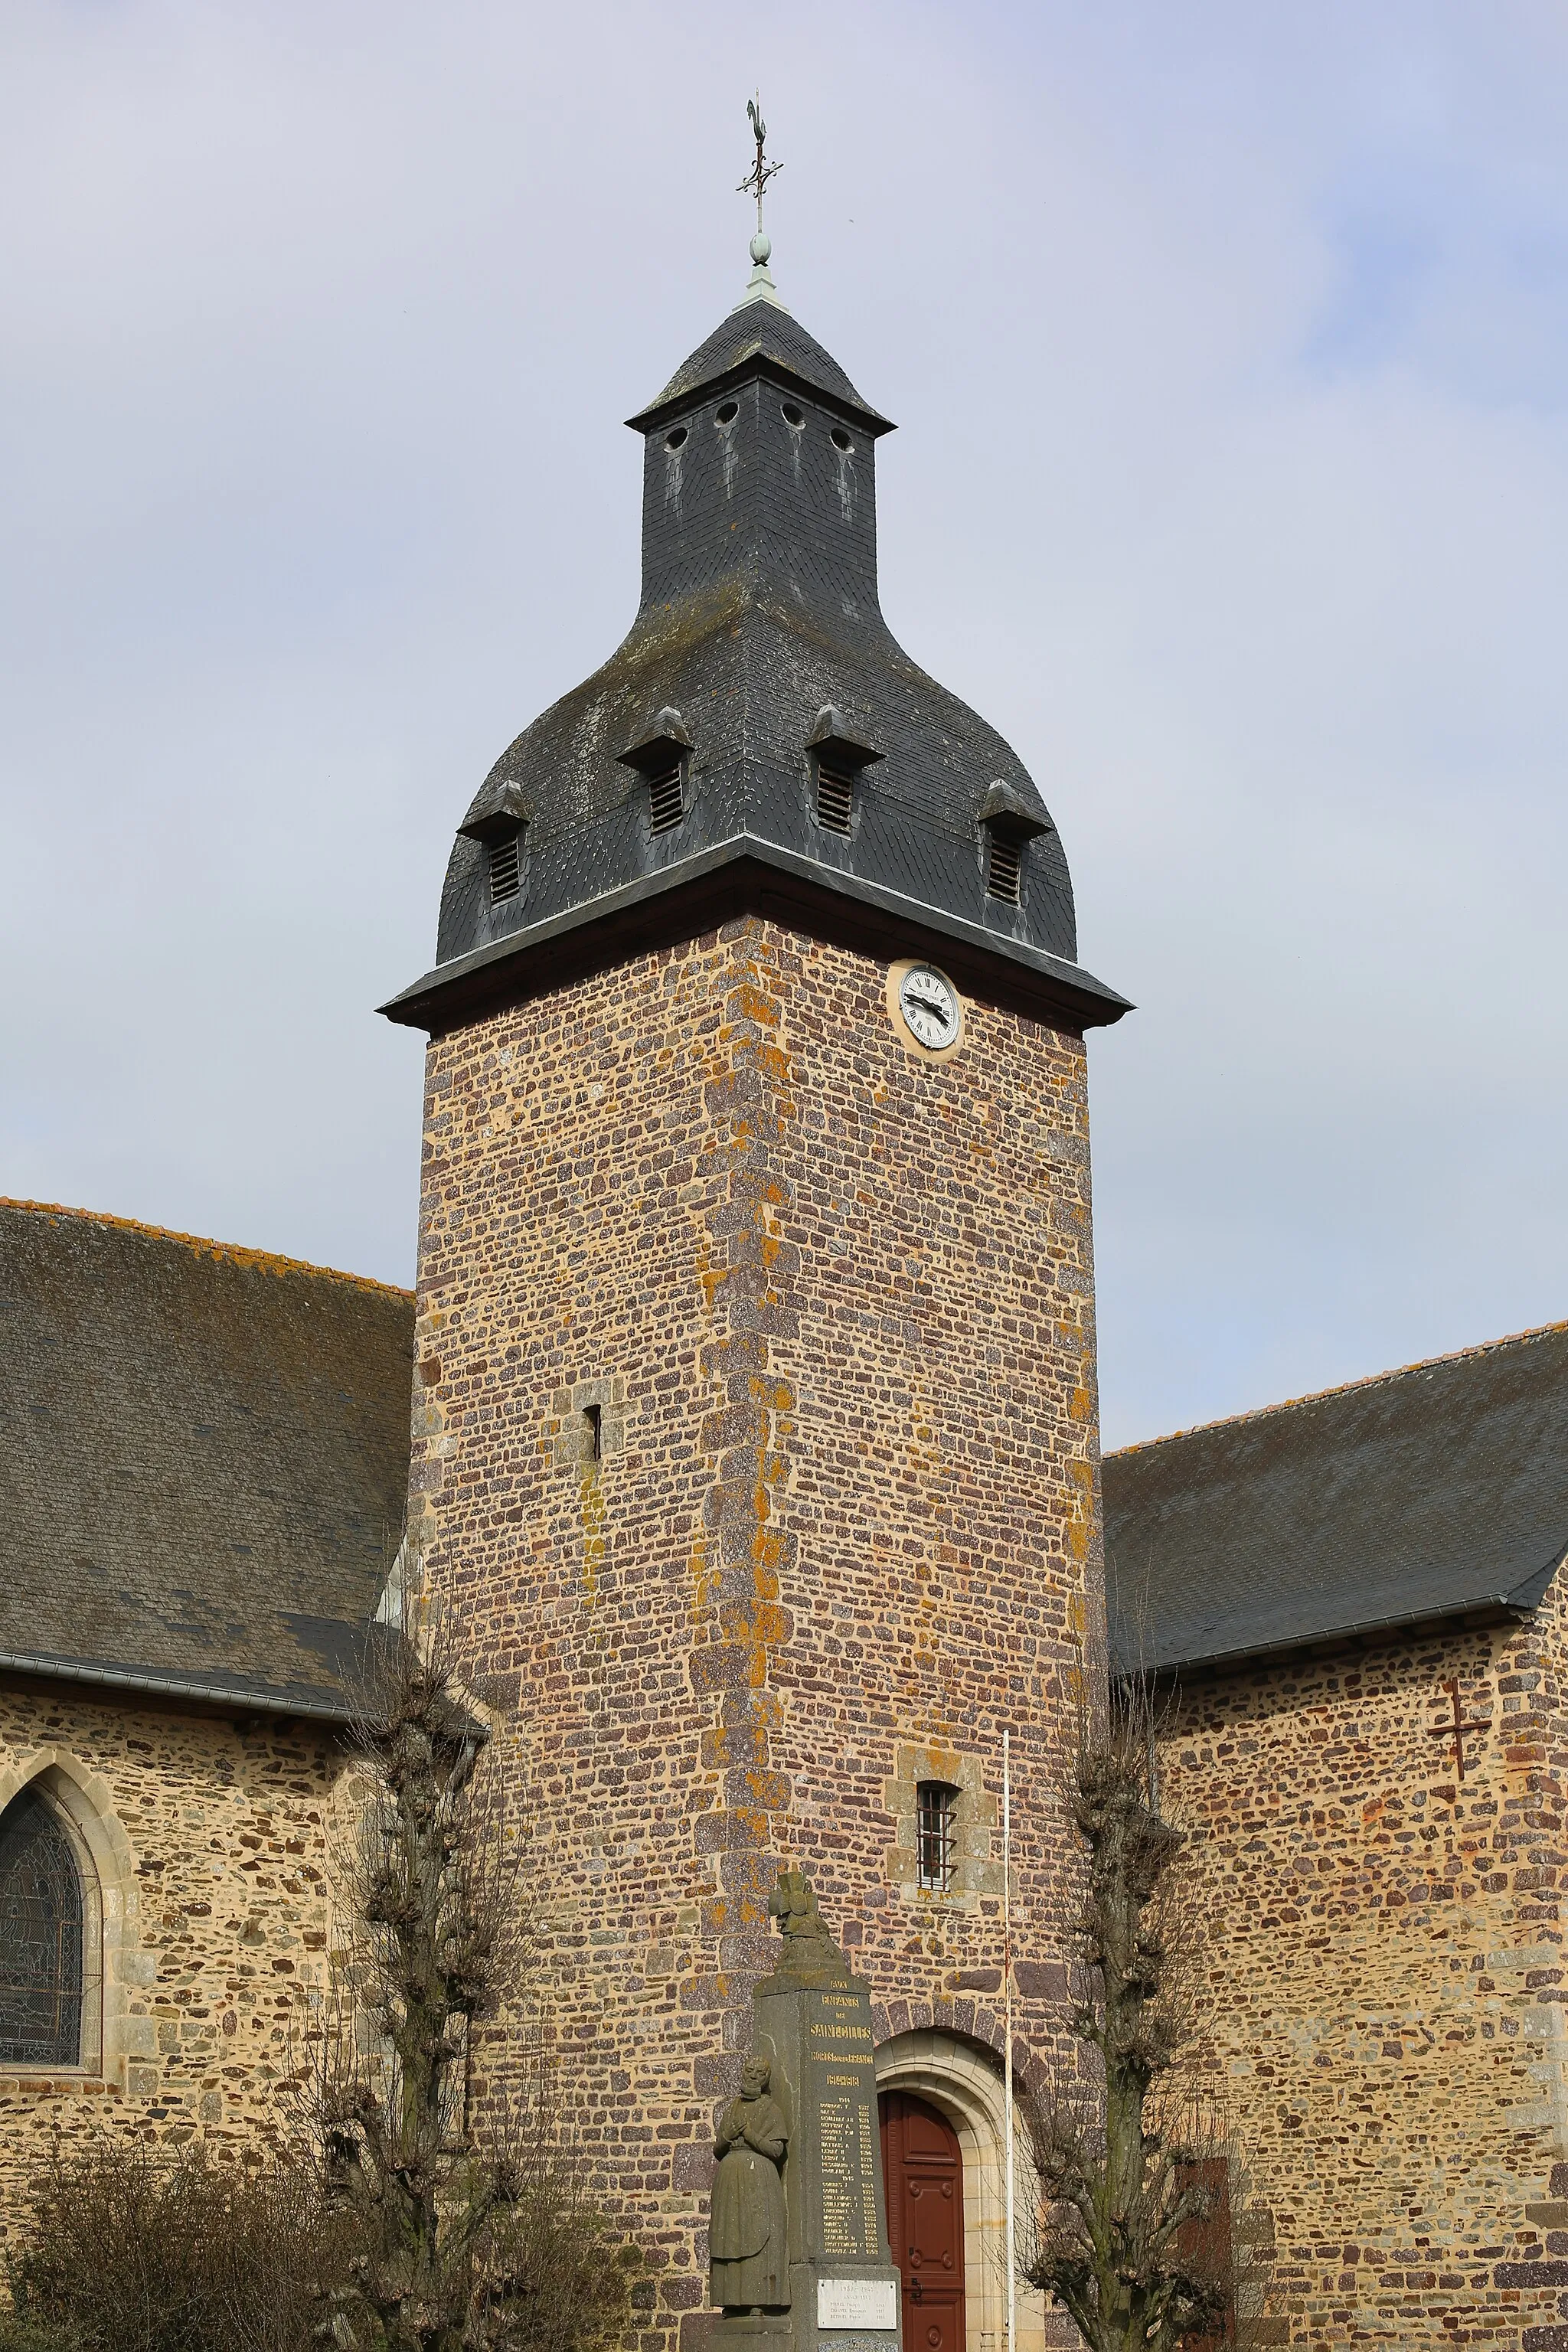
665, 426, 688, 451
715, 400, 740, 426
831, 426, 854, 453
782, 402, 805, 429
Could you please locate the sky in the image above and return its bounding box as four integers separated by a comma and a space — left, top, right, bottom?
2, 1, 1566, 1448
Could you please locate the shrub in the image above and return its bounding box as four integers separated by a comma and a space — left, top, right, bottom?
4, 2139, 350, 2352
465, 2162, 644, 2352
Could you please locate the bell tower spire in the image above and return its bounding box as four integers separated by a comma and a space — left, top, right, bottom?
389, 208, 1125, 2352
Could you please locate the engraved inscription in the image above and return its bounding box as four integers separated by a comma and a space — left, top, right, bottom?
858, 2100, 879, 2247
817, 2281, 899, 2331
819, 2097, 871, 2256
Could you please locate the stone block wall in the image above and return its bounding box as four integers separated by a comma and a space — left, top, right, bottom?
1158, 1571, 1568, 2349
409, 916, 1103, 2352
0, 1681, 344, 2222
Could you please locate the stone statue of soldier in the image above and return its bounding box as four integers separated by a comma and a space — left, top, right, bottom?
710, 2050, 789, 2312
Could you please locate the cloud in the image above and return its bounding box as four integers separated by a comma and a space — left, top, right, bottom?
1, 0, 1564, 1444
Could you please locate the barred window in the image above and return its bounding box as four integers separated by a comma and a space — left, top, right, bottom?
0, 1788, 85, 2066
915, 1780, 959, 1893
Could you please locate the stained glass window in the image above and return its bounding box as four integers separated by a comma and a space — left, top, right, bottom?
0, 1788, 85, 2066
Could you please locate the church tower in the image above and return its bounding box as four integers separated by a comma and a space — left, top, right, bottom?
383, 215, 1128, 2352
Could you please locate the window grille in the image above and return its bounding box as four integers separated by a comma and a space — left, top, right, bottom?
815, 762, 854, 835
648, 763, 684, 835
488, 830, 523, 904
915, 1781, 959, 1893
0, 1788, 84, 2066
987, 835, 1022, 904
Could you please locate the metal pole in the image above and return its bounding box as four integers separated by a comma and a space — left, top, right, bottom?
1004, 1729, 1016, 2352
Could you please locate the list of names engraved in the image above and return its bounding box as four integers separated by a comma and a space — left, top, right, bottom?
818, 2096, 871, 2257
857, 2101, 879, 2248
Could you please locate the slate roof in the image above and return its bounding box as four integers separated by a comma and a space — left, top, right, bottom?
0, 1200, 415, 1719
383, 280, 1129, 1040
628, 301, 891, 430
1102, 1321, 1568, 1677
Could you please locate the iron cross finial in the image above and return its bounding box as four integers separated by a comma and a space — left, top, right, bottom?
737, 92, 782, 247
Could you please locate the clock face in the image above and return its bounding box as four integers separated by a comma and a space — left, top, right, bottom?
898, 965, 960, 1050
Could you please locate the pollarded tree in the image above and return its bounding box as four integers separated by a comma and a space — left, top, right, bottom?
311, 1590, 639, 2352
1024, 1687, 1242, 2352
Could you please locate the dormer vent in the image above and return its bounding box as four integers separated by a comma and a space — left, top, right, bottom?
648, 764, 684, 835
488, 831, 523, 903
978, 779, 1050, 913
618, 707, 694, 841
456, 782, 531, 913
805, 707, 882, 839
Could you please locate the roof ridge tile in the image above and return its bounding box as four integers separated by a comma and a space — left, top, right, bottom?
1109, 1315, 1568, 1462
0, 1197, 412, 1302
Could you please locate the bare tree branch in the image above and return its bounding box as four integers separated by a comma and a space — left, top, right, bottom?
1021, 1678, 1265, 2352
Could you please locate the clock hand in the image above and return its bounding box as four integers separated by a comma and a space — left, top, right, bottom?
906, 988, 951, 1024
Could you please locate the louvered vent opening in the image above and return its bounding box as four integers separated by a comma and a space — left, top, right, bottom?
815, 762, 854, 835
488, 831, 523, 904
987, 835, 1022, 904
648, 763, 684, 835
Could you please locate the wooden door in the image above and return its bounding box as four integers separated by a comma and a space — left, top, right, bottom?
880, 2091, 965, 2352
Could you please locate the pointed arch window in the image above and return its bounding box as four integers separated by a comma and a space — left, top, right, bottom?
0, 1786, 86, 2066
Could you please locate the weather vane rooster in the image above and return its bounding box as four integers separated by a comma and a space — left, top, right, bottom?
737, 94, 782, 254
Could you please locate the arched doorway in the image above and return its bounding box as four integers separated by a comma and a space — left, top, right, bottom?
880, 2090, 965, 2352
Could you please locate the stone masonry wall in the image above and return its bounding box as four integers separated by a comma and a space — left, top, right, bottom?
0, 1680, 344, 2223
408, 916, 1103, 2352
1158, 1571, 1568, 2350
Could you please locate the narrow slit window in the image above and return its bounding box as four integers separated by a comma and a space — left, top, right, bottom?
987, 835, 1022, 904
648, 763, 684, 835
488, 830, 523, 905
815, 761, 854, 835
915, 1781, 959, 1893
584, 1403, 603, 1462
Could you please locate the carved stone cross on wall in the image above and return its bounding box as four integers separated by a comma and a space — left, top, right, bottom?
1426, 1677, 1490, 1780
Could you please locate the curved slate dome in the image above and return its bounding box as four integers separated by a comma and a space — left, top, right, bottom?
382, 277, 1127, 1036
